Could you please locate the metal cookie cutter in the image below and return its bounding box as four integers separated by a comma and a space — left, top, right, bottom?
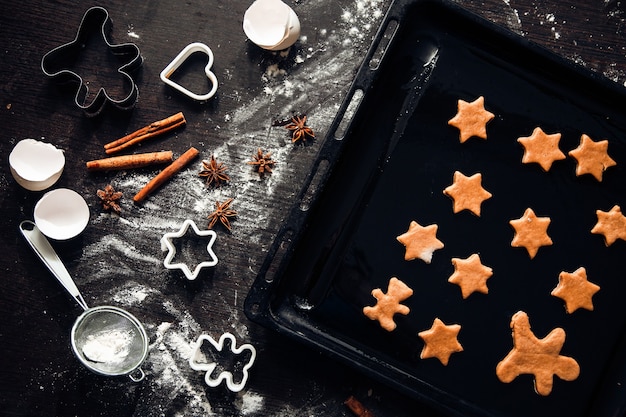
160, 219, 218, 280
160, 42, 219, 101
189, 333, 256, 392
41, 6, 142, 116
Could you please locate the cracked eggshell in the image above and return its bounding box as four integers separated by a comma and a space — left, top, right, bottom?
243, 0, 300, 51
34, 188, 89, 240
9, 138, 65, 191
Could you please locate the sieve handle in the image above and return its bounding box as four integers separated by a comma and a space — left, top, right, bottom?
129, 367, 145, 382
19, 220, 89, 311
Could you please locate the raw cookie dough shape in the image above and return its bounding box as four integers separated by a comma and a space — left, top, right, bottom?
363, 277, 413, 331
189, 332, 256, 392
448, 253, 493, 299
517, 127, 566, 171
443, 171, 492, 216
396, 220, 444, 263
160, 219, 218, 280
496, 311, 580, 396
418, 318, 463, 365
591, 205, 626, 246
447, 96, 495, 143
509, 208, 553, 259
568, 134, 616, 181
551, 267, 600, 314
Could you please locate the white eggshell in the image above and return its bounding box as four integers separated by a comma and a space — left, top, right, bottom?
9, 138, 65, 191
34, 188, 89, 240
243, 0, 301, 51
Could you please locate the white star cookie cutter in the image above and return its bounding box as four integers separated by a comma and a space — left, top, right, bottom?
160, 42, 218, 101
189, 332, 256, 392
160, 219, 218, 280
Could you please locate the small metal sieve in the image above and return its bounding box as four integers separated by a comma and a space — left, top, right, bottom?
19, 221, 149, 381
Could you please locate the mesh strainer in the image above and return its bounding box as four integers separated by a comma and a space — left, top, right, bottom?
20, 221, 149, 381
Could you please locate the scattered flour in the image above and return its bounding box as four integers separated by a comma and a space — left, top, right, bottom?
111, 282, 156, 306
127, 24, 140, 39
114, 287, 215, 416
240, 391, 265, 415
264, 64, 287, 79
75, 0, 393, 414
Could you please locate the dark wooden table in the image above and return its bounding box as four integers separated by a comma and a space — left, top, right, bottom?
1, 1, 625, 416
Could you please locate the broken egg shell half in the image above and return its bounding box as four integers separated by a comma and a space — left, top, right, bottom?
243, 0, 301, 51
34, 188, 89, 240
9, 138, 65, 191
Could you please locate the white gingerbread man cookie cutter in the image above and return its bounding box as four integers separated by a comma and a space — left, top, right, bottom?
160, 219, 218, 280
189, 332, 256, 392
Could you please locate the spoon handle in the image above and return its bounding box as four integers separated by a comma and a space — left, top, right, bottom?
19, 220, 89, 311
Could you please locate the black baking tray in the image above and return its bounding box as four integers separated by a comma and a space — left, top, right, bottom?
244, 0, 626, 416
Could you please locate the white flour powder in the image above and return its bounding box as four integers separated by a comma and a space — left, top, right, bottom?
82, 329, 133, 364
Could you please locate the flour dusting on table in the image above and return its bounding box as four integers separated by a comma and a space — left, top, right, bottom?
74, 0, 391, 415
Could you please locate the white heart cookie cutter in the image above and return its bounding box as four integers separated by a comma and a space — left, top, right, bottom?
160, 219, 218, 280
160, 42, 218, 101
189, 332, 256, 392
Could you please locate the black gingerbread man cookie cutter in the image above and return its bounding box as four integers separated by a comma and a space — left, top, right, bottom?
41, 6, 143, 116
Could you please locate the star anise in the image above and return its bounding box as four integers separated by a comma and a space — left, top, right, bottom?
282, 114, 315, 144
207, 198, 237, 231
199, 155, 230, 186
96, 184, 123, 214
247, 148, 276, 176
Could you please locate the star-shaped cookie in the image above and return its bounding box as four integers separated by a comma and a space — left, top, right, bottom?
591, 205, 626, 246
496, 311, 580, 396
509, 208, 553, 259
447, 96, 495, 143
363, 277, 413, 331
443, 171, 492, 216
418, 318, 463, 365
568, 134, 616, 181
448, 253, 493, 299
517, 127, 566, 171
551, 267, 600, 313
396, 220, 444, 263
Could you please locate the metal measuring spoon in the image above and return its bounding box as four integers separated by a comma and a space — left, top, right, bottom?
19, 220, 149, 382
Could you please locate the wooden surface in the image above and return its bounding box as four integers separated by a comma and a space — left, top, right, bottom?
1, 0, 625, 416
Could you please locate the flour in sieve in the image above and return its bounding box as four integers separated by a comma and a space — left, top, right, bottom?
82, 329, 133, 364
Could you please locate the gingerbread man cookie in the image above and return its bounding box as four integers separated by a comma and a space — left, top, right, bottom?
363, 277, 414, 331
496, 311, 580, 396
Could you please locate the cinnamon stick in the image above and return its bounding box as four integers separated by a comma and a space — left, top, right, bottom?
86, 151, 174, 171
344, 396, 375, 417
133, 147, 199, 203
104, 112, 186, 155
